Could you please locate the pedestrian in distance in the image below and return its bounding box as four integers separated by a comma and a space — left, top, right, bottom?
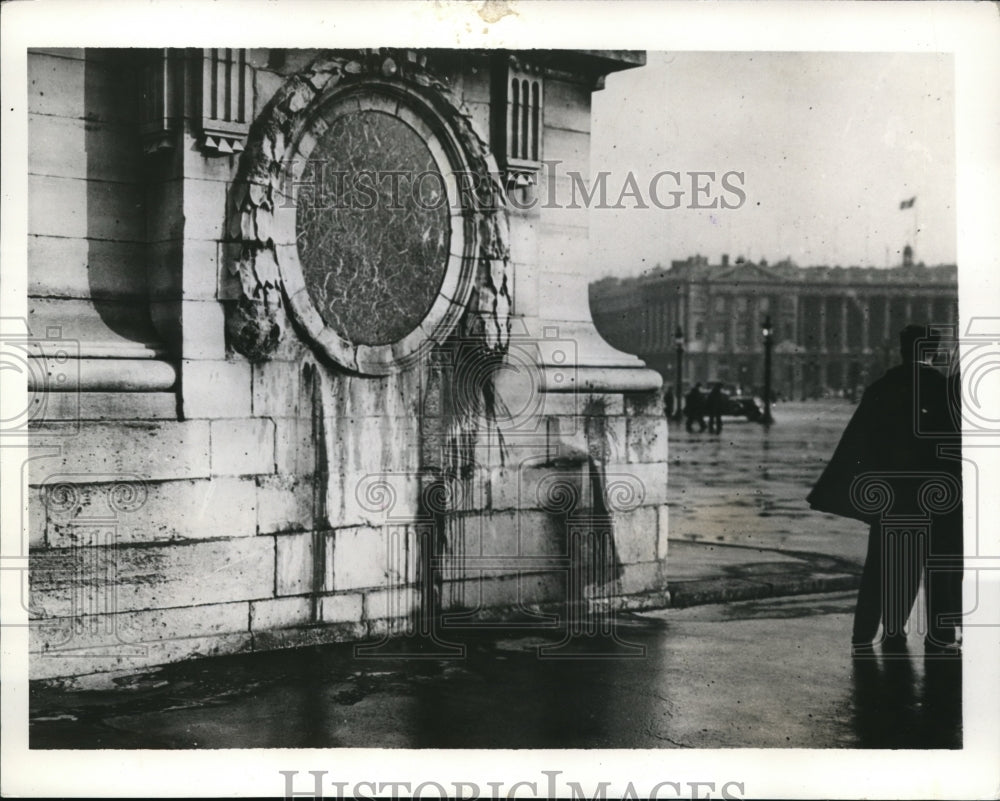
664, 385, 675, 419
807, 324, 962, 654
706, 383, 724, 434
684, 382, 706, 433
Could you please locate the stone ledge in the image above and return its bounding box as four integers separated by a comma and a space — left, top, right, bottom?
27, 358, 177, 392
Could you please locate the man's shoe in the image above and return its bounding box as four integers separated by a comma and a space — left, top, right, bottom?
924, 639, 961, 656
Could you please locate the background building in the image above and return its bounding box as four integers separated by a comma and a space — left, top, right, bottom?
590, 254, 958, 400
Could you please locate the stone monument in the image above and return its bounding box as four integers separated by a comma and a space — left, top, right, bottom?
26, 48, 669, 683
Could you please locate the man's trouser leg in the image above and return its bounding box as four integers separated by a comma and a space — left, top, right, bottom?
853, 524, 883, 643
927, 511, 963, 646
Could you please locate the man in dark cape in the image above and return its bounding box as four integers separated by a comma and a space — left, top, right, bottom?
807, 325, 962, 650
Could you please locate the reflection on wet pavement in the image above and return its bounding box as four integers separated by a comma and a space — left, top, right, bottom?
851, 649, 962, 749
31, 592, 960, 750
668, 401, 867, 561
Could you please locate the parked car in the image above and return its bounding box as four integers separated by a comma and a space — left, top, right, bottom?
698, 383, 764, 421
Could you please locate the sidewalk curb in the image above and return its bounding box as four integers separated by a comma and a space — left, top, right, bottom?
667, 571, 860, 608
618, 571, 860, 613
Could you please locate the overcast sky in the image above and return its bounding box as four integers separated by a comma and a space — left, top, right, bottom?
588, 51, 956, 279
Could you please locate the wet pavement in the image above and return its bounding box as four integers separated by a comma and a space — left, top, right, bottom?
30, 590, 961, 749
664, 401, 868, 603
667, 400, 866, 559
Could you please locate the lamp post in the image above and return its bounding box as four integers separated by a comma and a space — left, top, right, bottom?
761, 315, 775, 425
673, 326, 685, 420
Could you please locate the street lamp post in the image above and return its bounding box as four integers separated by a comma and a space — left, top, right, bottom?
674, 326, 685, 420
761, 315, 775, 425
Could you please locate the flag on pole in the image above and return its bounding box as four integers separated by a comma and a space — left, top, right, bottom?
899, 196, 916, 210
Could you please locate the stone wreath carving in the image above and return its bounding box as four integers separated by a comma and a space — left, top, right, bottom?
227, 50, 512, 373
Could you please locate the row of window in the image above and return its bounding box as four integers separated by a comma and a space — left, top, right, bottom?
595, 293, 957, 356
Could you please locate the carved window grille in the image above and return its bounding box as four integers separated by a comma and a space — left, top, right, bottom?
197, 48, 253, 154
509, 75, 541, 162
493, 57, 543, 189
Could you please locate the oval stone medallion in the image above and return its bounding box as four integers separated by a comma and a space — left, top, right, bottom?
295, 108, 451, 347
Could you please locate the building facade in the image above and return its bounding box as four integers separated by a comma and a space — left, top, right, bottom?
590, 255, 959, 400
24, 48, 671, 683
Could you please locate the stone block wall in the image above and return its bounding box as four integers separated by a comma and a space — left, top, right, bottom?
27, 47, 665, 686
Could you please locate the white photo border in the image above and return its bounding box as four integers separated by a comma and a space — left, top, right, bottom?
2, 1, 998, 798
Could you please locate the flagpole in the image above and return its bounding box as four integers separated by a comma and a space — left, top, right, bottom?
899, 196, 917, 265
